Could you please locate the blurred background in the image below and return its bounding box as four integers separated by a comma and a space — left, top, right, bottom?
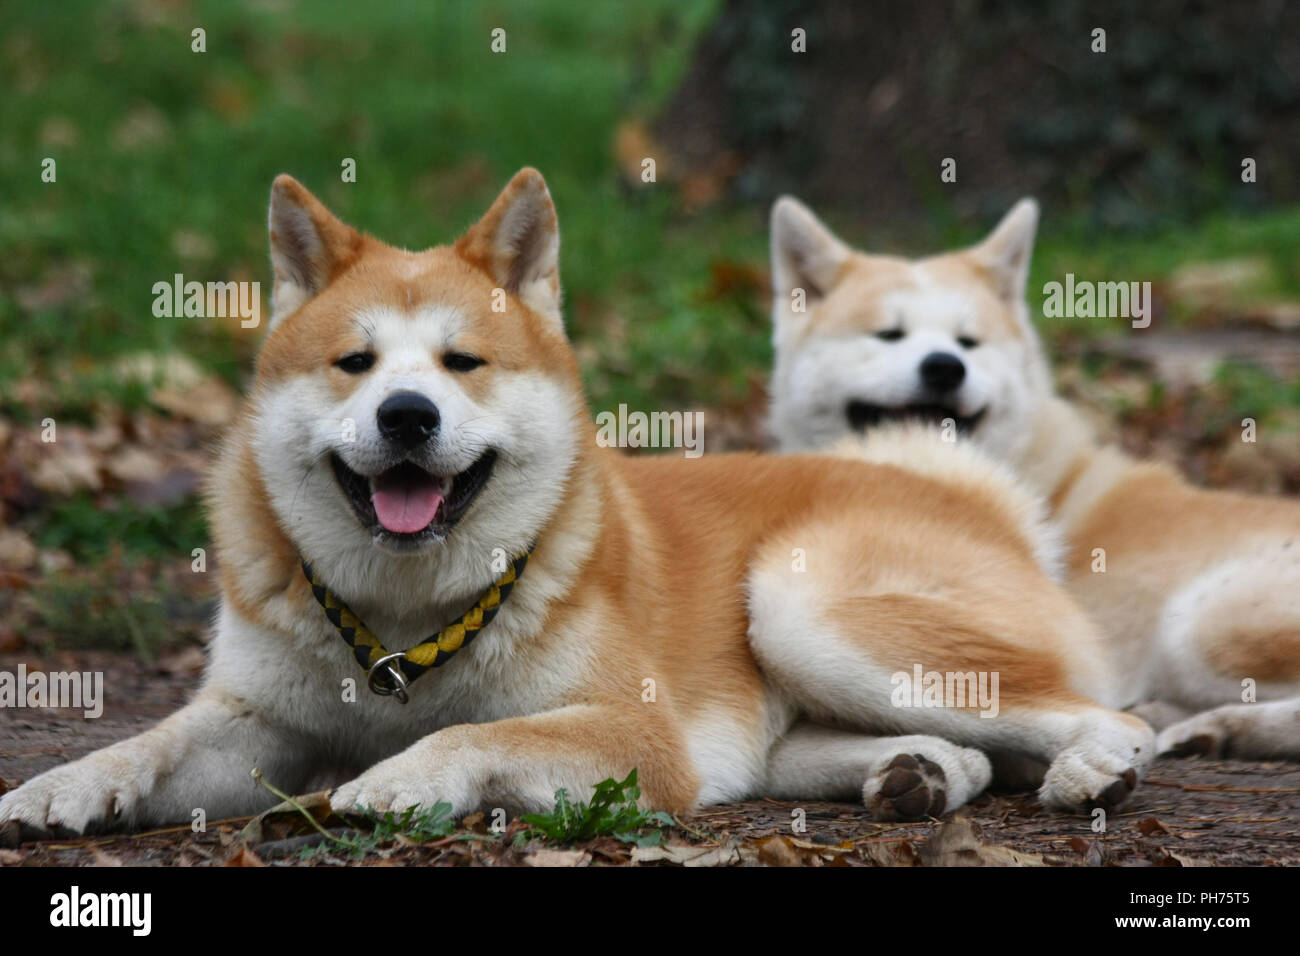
2, 0, 1299, 659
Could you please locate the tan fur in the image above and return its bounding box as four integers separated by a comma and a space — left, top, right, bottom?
764, 195, 1300, 761
0, 175, 1156, 837
1025, 398, 1300, 702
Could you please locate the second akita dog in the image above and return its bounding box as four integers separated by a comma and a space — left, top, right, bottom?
767, 196, 1300, 760
1, 171, 1154, 837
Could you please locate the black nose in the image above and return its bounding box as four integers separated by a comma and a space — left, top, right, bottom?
919, 352, 966, 392
377, 391, 440, 448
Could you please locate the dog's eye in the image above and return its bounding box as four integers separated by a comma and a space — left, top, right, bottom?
443, 352, 486, 373
335, 352, 376, 374
957, 336, 980, 349
875, 328, 905, 342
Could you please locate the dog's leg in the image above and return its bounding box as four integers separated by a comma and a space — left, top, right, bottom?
748, 548, 1154, 817
330, 703, 699, 817
1156, 696, 1300, 760
0, 687, 313, 837
765, 721, 992, 820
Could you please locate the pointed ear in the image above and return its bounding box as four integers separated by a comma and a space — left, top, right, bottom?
969, 198, 1038, 303
455, 168, 561, 328
770, 196, 851, 310
267, 175, 362, 329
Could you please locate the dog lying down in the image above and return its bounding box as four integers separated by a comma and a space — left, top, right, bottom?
1, 170, 1155, 837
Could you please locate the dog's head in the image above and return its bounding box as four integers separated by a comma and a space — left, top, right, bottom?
249, 168, 584, 568
767, 197, 1053, 462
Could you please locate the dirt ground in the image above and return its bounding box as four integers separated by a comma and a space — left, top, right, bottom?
1, 649, 1297, 867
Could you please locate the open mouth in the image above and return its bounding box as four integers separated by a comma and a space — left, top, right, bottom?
330, 450, 497, 540
846, 400, 986, 434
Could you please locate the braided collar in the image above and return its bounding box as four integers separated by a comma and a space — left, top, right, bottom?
300, 546, 532, 703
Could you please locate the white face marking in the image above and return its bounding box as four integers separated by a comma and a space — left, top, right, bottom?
771, 264, 1051, 461
251, 302, 582, 582
329, 305, 494, 477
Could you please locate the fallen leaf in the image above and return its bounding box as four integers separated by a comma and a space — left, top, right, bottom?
107, 446, 167, 484
240, 790, 334, 844
151, 377, 238, 426
631, 841, 756, 867
757, 836, 803, 867
30, 448, 101, 495
526, 848, 590, 867
0, 529, 37, 570
224, 845, 266, 867
1137, 817, 1170, 836
918, 817, 1046, 867
89, 848, 123, 867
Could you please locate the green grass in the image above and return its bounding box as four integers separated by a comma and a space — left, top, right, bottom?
28, 494, 208, 562
4, 0, 1300, 615
4, 0, 1299, 417
520, 768, 675, 846
0, 0, 750, 416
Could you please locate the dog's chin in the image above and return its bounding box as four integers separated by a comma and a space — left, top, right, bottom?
845, 399, 987, 435
329, 450, 497, 552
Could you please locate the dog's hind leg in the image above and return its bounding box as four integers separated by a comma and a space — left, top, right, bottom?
1156, 696, 1300, 760
747, 530, 1155, 817
765, 721, 992, 820
1147, 562, 1300, 760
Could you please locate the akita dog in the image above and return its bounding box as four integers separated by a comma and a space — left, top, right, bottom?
767, 196, 1300, 760
1, 171, 1155, 838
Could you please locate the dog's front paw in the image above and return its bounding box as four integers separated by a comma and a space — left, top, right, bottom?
0, 755, 153, 838
331, 743, 481, 817
1038, 746, 1139, 814
863, 742, 991, 821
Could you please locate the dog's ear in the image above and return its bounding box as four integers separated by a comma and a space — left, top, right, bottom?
456, 168, 562, 329
267, 175, 362, 330
969, 198, 1038, 303
770, 196, 851, 312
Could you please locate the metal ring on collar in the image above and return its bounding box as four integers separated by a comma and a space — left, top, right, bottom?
366, 652, 410, 704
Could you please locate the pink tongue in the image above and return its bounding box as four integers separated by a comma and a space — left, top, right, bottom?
371, 479, 444, 534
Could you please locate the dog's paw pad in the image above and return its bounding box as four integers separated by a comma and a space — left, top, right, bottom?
866, 753, 947, 821
1171, 733, 1218, 756
1041, 747, 1142, 814
1087, 768, 1138, 813
1157, 722, 1225, 758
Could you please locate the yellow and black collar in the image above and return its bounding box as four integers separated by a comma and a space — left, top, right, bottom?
301, 547, 532, 703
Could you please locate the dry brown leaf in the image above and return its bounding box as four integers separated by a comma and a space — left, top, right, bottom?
631, 841, 756, 867
107, 446, 167, 484
526, 848, 591, 867
224, 845, 266, 867
918, 817, 1046, 867
151, 377, 237, 427
240, 789, 334, 844
31, 448, 101, 495
0, 529, 37, 570
757, 836, 803, 867
858, 839, 920, 867
89, 847, 124, 867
